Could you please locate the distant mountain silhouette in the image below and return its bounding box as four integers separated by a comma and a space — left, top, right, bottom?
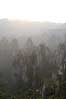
0, 19, 66, 49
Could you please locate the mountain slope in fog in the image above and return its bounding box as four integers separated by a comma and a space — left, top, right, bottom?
0, 19, 66, 49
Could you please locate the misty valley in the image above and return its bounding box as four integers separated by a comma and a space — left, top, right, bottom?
0, 19, 66, 99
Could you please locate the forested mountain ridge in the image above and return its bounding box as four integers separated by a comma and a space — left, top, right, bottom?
0, 19, 66, 98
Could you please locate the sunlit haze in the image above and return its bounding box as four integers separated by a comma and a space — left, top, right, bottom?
0, 0, 66, 23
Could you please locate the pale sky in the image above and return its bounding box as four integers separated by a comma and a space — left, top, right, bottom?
0, 0, 66, 23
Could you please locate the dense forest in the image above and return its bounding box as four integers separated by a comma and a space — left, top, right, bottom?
0, 19, 66, 99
